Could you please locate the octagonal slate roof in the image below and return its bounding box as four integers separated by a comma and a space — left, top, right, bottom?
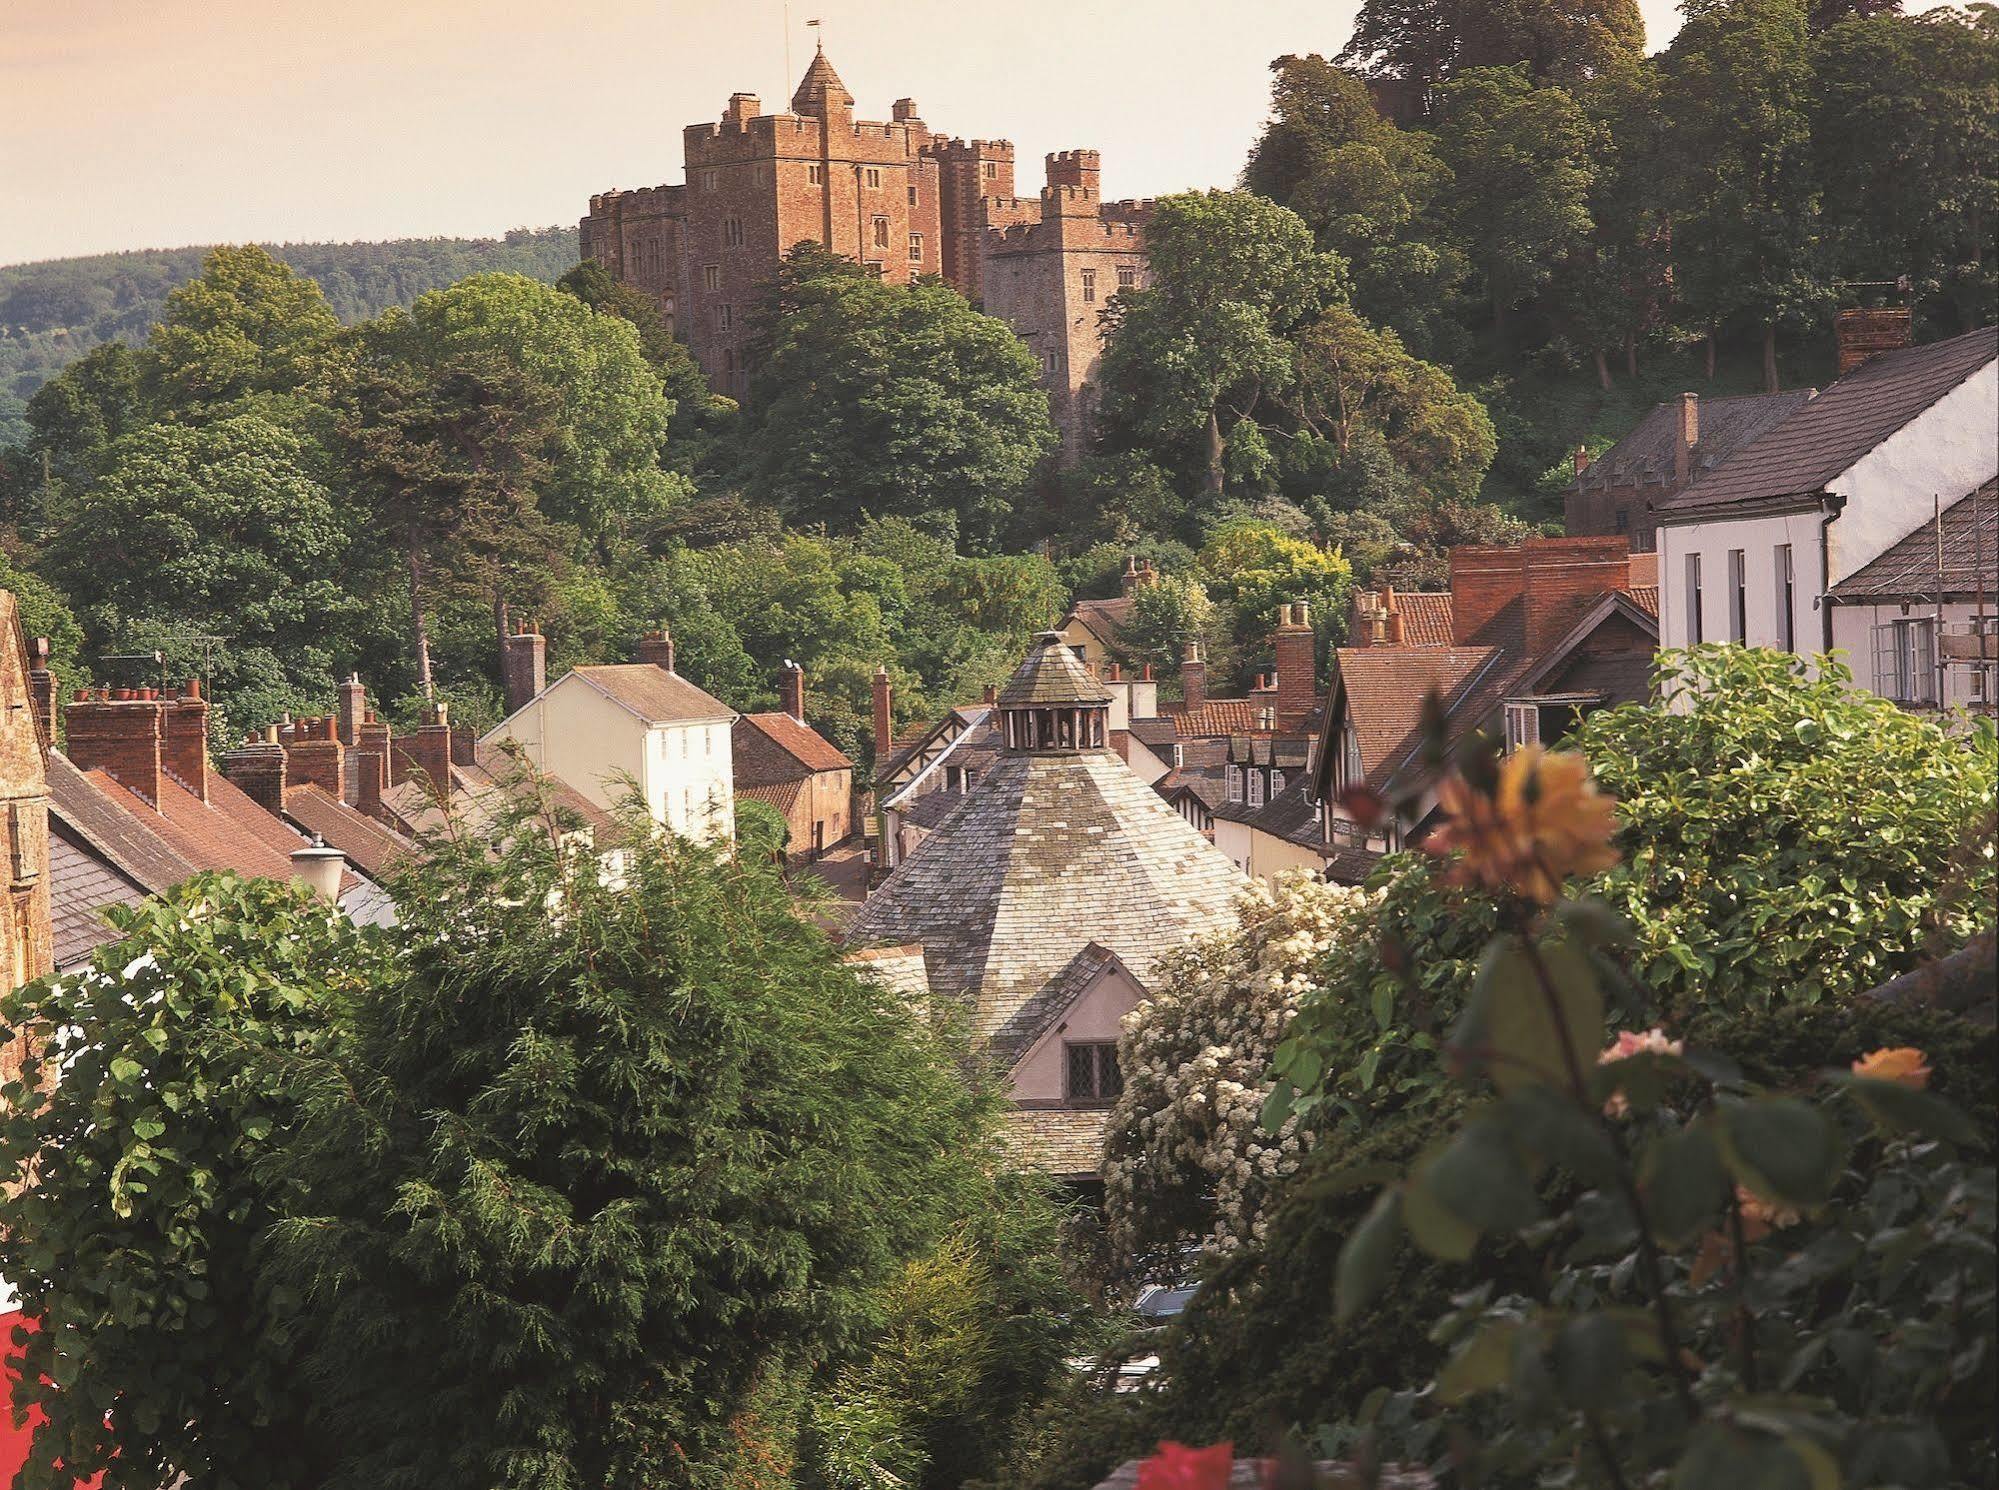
996, 631, 1114, 708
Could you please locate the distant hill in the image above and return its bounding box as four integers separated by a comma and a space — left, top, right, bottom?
0, 226, 580, 445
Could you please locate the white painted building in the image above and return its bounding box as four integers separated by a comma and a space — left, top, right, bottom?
481, 632, 738, 844
1652, 326, 1997, 696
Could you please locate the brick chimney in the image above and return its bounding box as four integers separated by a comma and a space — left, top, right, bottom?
1384, 588, 1405, 645
1120, 555, 1141, 596
635, 628, 676, 673
286, 715, 344, 797
779, 659, 806, 724
501, 622, 546, 715
450, 725, 476, 769
872, 666, 893, 755
221, 729, 288, 816
354, 751, 385, 820
1449, 537, 1633, 653
1834, 306, 1913, 376
338, 673, 367, 746
1180, 642, 1206, 711
1672, 393, 1698, 486
356, 712, 393, 794
162, 681, 210, 801
1273, 601, 1316, 727
1573, 444, 1590, 478
27, 637, 55, 742
65, 689, 165, 806
401, 702, 454, 798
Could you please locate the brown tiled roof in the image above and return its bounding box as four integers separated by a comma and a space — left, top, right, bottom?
1661, 328, 1997, 517
1155, 766, 1226, 811
1348, 591, 1455, 646
1064, 596, 1134, 643
736, 711, 852, 777
1626, 585, 1660, 617
283, 783, 414, 879
1575, 390, 1812, 493
736, 779, 805, 815
1164, 699, 1269, 736
45, 751, 196, 893
1003, 1107, 1108, 1179
566, 664, 735, 725
1333, 646, 1512, 792
1829, 479, 1999, 600
996, 632, 1113, 707
48, 822, 148, 969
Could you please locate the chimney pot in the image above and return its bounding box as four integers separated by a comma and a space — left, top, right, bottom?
1673, 393, 1698, 486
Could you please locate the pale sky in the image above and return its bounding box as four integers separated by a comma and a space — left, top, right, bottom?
4, 0, 1705, 266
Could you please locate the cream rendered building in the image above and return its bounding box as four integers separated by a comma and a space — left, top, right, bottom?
481, 632, 738, 844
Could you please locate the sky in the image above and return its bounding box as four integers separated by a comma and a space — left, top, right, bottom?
4, 0, 1714, 265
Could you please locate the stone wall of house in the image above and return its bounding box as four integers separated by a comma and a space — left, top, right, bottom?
0, 597, 55, 1090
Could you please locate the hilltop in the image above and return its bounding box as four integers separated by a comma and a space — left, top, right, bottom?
0, 226, 579, 443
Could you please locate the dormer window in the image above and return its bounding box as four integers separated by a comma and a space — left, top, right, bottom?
1227, 766, 1243, 803
1247, 771, 1265, 808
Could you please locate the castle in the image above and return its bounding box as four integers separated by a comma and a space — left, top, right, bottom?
579, 46, 1151, 457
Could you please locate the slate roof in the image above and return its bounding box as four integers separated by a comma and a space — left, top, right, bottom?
1322, 843, 1384, 885
790, 45, 854, 114
1660, 327, 1997, 517
283, 783, 414, 879
735, 711, 853, 778
48, 823, 147, 971
878, 706, 994, 787
1003, 1107, 1110, 1178
845, 749, 1246, 1043
899, 788, 969, 830
1348, 591, 1456, 647
44, 752, 195, 893
996, 632, 1114, 706
1576, 390, 1812, 493
1244, 776, 1322, 849
1828, 479, 1999, 600
843, 943, 933, 1005
1155, 766, 1226, 812
565, 664, 735, 726
989, 941, 1126, 1067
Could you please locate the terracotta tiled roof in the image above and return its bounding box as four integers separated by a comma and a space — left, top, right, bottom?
1003, 1107, 1108, 1179
45, 752, 196, 893
1829, 478, 1999, 600
1625, 585, 1660, 618
1164, 699, 1267, 736
566, 664, 735, 725
1334, 646, 1512, 792
1661, 327, 1997, 517
736, 711, 852, 777
1348, 591, 1455, 646
736, 779, 805, 815
283, 783, 414, 879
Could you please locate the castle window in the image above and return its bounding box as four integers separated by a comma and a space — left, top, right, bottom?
701, 169, 718, 192
724, 216, 743, 247
872, 215, 890, 249
661, 296, 675, 319
808, 164, 824, 186
718, 304, 733, 331
983, 161, 997, 179
724, 348, 736, 372
864, 167, 882, 189
865, 261, 885, 279
702, 264, 720, 292
907, 185, 918, 206
908, 233, 923, 262
1117, 264, 1137, 291
1080, 268, 1096, 303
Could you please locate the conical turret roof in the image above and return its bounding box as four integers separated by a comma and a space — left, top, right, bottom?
791, 44, 854, 116
996, 631, 1113, 708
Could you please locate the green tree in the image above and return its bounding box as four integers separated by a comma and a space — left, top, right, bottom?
397, 273, 684, 545
141, 245, 344, 413
739, 246, 1056, 549
1661, 0, 1829, 389
1195, 519, 1355, 673
1, 875, 386, 1490
3, 341, 150, 525
1111, 572, 1227, 683
41, 414, 359, 732
1565, 58, 1674, 385
1097, 191, 1346, 505
1341, 0, 1646, 90
1431, 66, 1596, 343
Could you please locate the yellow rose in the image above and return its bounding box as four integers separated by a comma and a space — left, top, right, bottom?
1851, 1047, 1931, 1090
1428, 746, 1620, 906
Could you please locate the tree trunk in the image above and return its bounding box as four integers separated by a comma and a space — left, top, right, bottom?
1762, 322, 1780, 394
1624, 330, 1638, 379
1204, 406, 1225, 502
1704, 331, 1716, 381
407, 533, 435, 701
493, 588, 510, 670
1593, 348, 1613, 391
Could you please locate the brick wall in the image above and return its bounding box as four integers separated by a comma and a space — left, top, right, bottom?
1450, 537, 1633, 650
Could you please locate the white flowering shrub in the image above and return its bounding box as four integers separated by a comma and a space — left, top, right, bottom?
1103, 871, 1379, 1274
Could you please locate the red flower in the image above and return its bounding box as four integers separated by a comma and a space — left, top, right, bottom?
1136, 1440, 1236, 1490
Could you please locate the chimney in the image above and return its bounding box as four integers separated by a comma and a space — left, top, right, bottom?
982, 683, 998, 705
725, 91, 762, 127
64, 689, 165, 806
1573, 444, 1590, 478
1522, 537, 1632, 653
779, 658, 807, 724
162, 681, 211, 801
1834, 306, 1913, 376
450, 725, 475, 769
1274, 601, 1316, 726
1180, 642, 1206, 711
1672, 393, 1698, 486
27, 636, 55, 742
403, 702, 454, 799
1120, 555, 1140, 597
635, 628, 676, 673
357, 712, 393, 792
872, 666, 893, 755
501, 622, 546, 715
1106, 661, 1121, 682
221, 730, 288, 816
337, 673, 367, 746
286, 714, 344, 797
354, 751, 385, 820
